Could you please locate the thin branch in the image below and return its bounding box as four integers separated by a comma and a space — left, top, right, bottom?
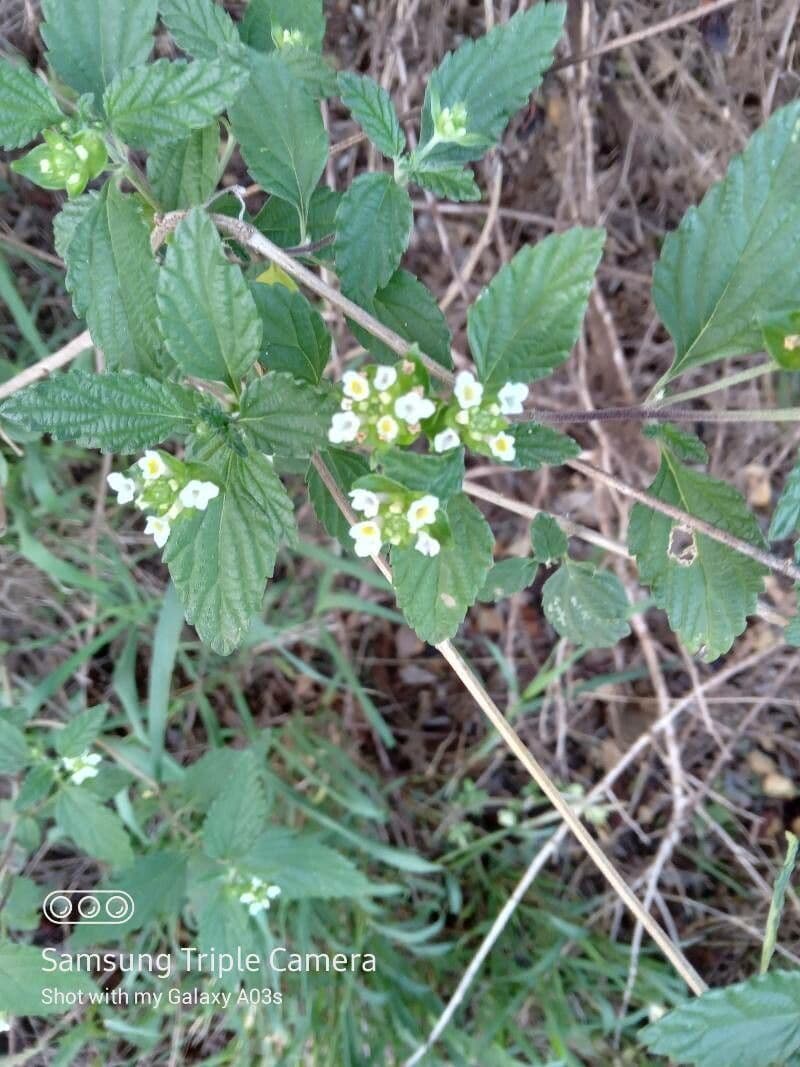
523, 403, 800, 426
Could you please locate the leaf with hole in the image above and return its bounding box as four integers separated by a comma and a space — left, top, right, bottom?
542, 561, 630, 648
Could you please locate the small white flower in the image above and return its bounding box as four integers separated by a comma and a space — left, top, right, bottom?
328, 411, 361, 444
407, 494, 439, 533
137, 450, 167, 481
239, 877, 281, 916
415, 531, 441, 557
498, 381, 529, 415
488, 431, 516, 462
349, 519, 383, 558
61, 750, 101, 785
349, 488, 380, 518
179, 480, 220, 511
0, 1013, 11, 1033
433, 428, 461, 453
342, 370, 370, 401
454, 370, 483, 410
373, 365, 398, 390
107, 472, 136, 505
455, 409, 470, 426
144, 514, 171, 548
394, 391, 435, 423
376, 414, 399, 442
266, 884, 281, 900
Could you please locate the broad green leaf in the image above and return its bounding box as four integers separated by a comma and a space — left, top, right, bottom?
41, 0, 158, 101
238, 373, 337, 457
761, 832, 798, 974
67, 185, 163, 374
374, 447, 465, 499
250, 284, 330, 382
105, 58, 247, 149
653, 101, 800, 387
0, 942, 94, 1017
0, 60, 63, 149
307, 448, 370, 545
392, 494, 494, 644
629, 451, 767, 661
196, 881, 257, 963
531, 513, 568, 563
239, 0, 326, 53
267, 46, 337, 101
410, 163, 481, 202
418, 2, 565, 165
254, 187, 340, 262
644, 423, 709, 465
55, 786, 134, 870
246, 829, 375, 899
53, 194, 98, 318
230, 51, 328, 227
769, 459, 800, 540
338, 72, 405, 158
512, 422, 581, 470
158, 0, 240, 58
147, 124, 221, 210
157, 209, 262, 386
203, 751, 267, 860
469, 228, 605, 388
349, 269, 453, 369
0, 371, 200, 452
164, 447, 295, 654
335, 173, 413, 300
641, 970, 800, 1067
0, 717, 30, 774
4, 877, 42, 932
478, 557, 538, 602
542, 561, 630, 648
54, 706, 107, 759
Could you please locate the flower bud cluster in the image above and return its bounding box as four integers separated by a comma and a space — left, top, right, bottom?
107, 450, 220, 550
435, 371, 525, 463
12, 126, 108, 198
328, 360, 436, 449
349, 487, 443, 558
237, 876, 282, 917
434, 102, 469, 142
60, 750, 102, 785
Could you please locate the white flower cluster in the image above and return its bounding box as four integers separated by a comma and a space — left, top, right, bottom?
435, 371, 526, 463
238, 876, 281, 917
61, 750, 101, 785
328, 363, 436, 448
349, 489, 442, 558
107, 451, 220, 549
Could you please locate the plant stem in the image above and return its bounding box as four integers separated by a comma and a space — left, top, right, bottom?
653, 360, 778, 407
523, 403, 800, 425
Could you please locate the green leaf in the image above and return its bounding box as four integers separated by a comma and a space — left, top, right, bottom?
0, 59, 63, 149
230, 51, 328, 227
246, 829, 375, 899
4, 877, 43, 932
157, 208, 262, 386
238, 373, 337, 457
511, 422, 581, 471
307, 448, 370, 545
644, 423, 709, 465
542, 561, 630, 648
335, 173, 413, 300
55, 786, 134, 870
628, 451, 767, 661
147, 124, 221, 210
0, 370, 200, 452
374, 447, 465, 499
54, 706, 106, 759
53, 195, 98, 318
531, 513, 568, 563
41, 0, 158, 101
348, 269, 453, 369
164, 447, 296, 654
250, 284, 330, 382
105, 57, 247, 149
0, 717, 30, 775
418, 2, 565, 165
338, 72, 405, 158
391, 494, 494, 644
254, 187, 340, 262
409, 163, 481, 202
762, 311, 800, 372
478, 557, 538, 602
0, 942, 94, 1016
761, 832, 799, 975
653, 101, 800, 387
158, 0, 240, 58
239, 0, 326, 54
67, 185, 164, 374
203, 751, 267, 860
469, 228, 605, 388
769, 460, 800, 540
641, 970, 800, 1067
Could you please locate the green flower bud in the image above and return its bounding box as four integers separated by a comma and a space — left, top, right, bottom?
73, 129, 108, 180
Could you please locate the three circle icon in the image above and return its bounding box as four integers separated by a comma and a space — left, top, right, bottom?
43, 890, 135, 924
